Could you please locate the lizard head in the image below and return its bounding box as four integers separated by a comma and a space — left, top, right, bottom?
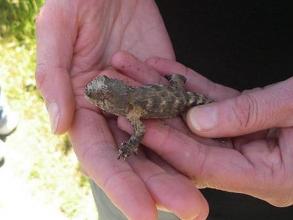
85, 75, 111, 102
84, 75, 131, 115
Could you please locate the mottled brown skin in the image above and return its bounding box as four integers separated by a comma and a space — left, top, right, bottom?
85, 74, 211, 159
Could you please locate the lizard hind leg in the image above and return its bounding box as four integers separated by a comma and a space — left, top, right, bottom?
118, 112, 145, 160
164, 74, 187, 90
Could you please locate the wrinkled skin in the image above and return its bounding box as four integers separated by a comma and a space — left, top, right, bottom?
114, 52, 293, 208
36, 0, 293, 218
35, 0, 209, 219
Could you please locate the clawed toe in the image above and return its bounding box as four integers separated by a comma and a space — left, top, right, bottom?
117, 142, 139, 160
117, 142, 131, 160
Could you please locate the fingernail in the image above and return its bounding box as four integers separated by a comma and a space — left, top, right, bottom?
47, 102, 59, 133
187, 106, 218, 131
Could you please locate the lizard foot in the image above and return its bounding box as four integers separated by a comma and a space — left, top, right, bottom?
117, 142, 139, 160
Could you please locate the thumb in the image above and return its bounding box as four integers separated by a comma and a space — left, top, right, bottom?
187, 77, 293, 137
35, 2, 77, 134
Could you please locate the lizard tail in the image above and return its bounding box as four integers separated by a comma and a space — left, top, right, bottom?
186, 91, 213, 107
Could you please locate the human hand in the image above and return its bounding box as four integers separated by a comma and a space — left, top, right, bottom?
35, 0, 174, 133
35, 0, 209, 219
114, 52, 293, 207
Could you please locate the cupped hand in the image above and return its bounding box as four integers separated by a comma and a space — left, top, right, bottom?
35, 0, 209, 219
36, 0, 174, 133
114, 51, 293, 207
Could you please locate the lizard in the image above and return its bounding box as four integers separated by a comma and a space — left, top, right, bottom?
84, 74, 211, 160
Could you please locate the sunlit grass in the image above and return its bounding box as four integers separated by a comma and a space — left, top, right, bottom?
0, 37, 97, 220
0, 0, 43, 41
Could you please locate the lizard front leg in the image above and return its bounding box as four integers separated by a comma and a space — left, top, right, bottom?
164, 74, 186, 90
118, 109, 145, 160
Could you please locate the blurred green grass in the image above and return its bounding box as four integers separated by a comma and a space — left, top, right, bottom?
0, 1, 97, 219
0, 0, 42, 41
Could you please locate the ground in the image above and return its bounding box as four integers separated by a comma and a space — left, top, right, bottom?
0, 144, 67, 220
0, 39, 99, 219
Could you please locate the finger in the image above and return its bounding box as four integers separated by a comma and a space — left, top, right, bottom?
130, 156, 209, 220
109, 119, 209, 220
111, 51, 168, 85
279, 127, 293, 166
232, 130, 269, 149
69, 110, 157, 220
187, 77, 293, 137
113, 51, 239, 101
118, 117, 254, 193
146, 57, 239, 100
35, 2, 77, 133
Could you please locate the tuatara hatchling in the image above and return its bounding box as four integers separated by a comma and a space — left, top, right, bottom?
84, 74, 211, 160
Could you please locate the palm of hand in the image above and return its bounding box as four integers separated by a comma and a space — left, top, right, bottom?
70, 0, 174, 108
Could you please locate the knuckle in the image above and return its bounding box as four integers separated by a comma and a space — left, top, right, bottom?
231, 93, 259, 130
268, 190, 293, 207
101, 169, 133, 191
264, 168, 293, 207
